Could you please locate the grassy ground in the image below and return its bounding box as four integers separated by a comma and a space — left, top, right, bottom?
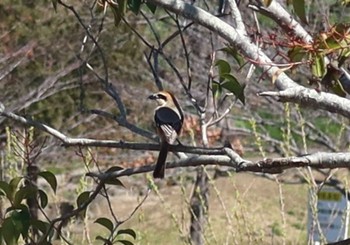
52, 171, 313, 245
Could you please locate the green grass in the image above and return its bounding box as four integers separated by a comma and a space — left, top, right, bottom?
314, 117, 342, 135
271, 222, 284, 237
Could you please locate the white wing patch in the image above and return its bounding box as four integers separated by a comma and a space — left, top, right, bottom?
160, 124, 178, 144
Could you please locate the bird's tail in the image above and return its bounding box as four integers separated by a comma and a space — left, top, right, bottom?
153, 142, 169, 179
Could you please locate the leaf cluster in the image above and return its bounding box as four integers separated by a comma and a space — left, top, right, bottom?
0, 172, 56, 245
288, 23, 350, 96
212, 47, 246, 105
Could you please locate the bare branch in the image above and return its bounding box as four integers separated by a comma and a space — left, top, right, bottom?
87, 154, 246, 179
88, 151, 350, 179
0, 41, 36, 81
0, 106, 229, 154
226, 0, 246, 34
258, 88, 350, 118
240, 152, 350, 172
248, 1, 312, 43
174, 14, 192, 90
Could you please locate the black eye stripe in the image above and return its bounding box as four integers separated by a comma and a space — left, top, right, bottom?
157, 94, 167, 100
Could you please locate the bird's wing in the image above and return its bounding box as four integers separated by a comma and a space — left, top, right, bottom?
159, 124, 178, 144
155, 107, 182, 144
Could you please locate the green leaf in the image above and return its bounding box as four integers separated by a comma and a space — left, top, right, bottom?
9, 177, 23, 193
96, 235, 110, 243
323, 36, 343, 50
106, 166, 124, 173
333, 79, 347, 97
146, 2, 157, 13
0, 181, 11, 199
76, 191, 91, 208
292, 0, 307, 24
2, 217, 19, 245
128, 0, 142, 14
105, 178, 125, 187
215, 59, 231, 77
117, 229, 136, 239
14, 186, 37, 207
31, 220, 51, 236
117, 240, 134, 245
212, 80, 222, 99
31, 220, 55, 242
38, 190, 48, 209
339, 49, 350, 67
38, 171, 57, 193
311, 53, 326, 78
11, 209, 30, 237
220, 74, 246, 104
95, 218, 114, 233
220, 47, 244, 66
76, 191, 91, 218
5, 204, 28, 215
288, 47, 306, 62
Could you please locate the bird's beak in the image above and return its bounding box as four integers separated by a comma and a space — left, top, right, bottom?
148, 94, 157, 100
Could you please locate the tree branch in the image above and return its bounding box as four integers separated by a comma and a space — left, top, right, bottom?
148, 0, 350, 119
248, 1, 312, 43
88, 151, 350, 179
0, 104, 229, 154
226, 0, 246, 34
258, 88, 350, 118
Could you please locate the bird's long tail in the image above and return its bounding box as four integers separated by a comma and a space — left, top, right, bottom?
153, 142, 169, 179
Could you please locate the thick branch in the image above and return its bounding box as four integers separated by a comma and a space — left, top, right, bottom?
248, 1, 312, 43
258, 88, 350, 118
88, 154, 246, 179
241, 152, 350, 172
89, 151, 350, 179
226, 0, 246, 34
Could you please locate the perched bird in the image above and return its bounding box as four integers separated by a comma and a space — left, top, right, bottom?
148, 91, 184, 178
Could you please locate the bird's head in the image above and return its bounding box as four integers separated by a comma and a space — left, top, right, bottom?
148, 91, 174, 107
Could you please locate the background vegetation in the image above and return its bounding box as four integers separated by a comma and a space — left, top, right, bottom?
1, 0, 350, 244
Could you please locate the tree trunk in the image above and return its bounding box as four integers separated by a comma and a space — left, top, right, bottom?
189, 167, 209, 245
26, 165, 39, 240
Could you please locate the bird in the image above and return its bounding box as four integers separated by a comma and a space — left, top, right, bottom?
148, 91, 184, 178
